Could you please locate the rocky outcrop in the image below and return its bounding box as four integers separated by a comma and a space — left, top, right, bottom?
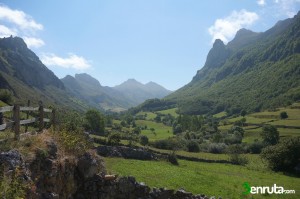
0, 142, 217, 199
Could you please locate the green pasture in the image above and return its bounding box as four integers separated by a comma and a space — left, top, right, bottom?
136, 120, 173, 141
105, 157, 300, 199
156, 108, 179, 117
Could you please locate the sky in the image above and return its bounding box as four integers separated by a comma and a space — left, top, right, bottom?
0, 0, 299, 91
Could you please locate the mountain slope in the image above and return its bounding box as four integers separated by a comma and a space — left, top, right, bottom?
151, 12, 300, 115
0, 36, 88, 110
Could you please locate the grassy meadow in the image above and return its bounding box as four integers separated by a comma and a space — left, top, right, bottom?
105, 157, 300, 199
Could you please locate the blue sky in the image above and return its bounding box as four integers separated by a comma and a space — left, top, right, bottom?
0, 0, 299, 90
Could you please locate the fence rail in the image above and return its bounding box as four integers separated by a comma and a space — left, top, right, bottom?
0, 102, 55, 140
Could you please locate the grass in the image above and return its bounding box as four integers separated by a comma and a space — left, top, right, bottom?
156, 108, 179, 117
213, 111, 227, 118
0, 100, 7, 107
136, 120, 173, 141
136, 111, 157, 120
219, 103, 300, 142
105, 157, 300, 199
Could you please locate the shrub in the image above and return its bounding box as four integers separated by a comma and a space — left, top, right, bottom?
58, 130, 92, 155
167, 151, 179, 165
261, 137, 300, 172
248, 141, 264, 154
280, 111, 288, 119
140, 135, 149, 146
207, 143, 227, 154
107, 132, 121, 146
187, 140, 200, 152
152, 137, 186, 150
226, 144, 248, 165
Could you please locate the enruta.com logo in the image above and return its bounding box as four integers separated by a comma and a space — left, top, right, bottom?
243, 182, 296, 195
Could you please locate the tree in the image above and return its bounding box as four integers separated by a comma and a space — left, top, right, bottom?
260, 125, 279, 146
140, 135, 149, 146
261, 137, 300, 171
84, 109, 105, 135
240, 110, 247, 117
280, 111, 288, 119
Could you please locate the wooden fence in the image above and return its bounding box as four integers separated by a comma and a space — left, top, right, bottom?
0, 102, 55, 140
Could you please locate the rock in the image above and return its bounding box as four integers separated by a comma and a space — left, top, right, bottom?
77, 152, 99, 179
97, 146, 156, 160
46, 140, 57, 159
175, 188, 193, 198
0, 150, 24, 170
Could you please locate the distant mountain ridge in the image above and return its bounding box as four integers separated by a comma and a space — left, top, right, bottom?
114, 78, 172, 105
61, 74, 172, 111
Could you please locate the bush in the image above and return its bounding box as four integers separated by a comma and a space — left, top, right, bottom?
207, 143, 227, 154
152, 137, 186, 150
140, 135, 149, 146
107, 132, 121, 146
167, 152, 179, 165
187, 140, 200, 152
261, 137, 300, 172
58, 130, 92, 155
226, 144, 248, 165
248, 141, 264, 154
280, 111, 288, 119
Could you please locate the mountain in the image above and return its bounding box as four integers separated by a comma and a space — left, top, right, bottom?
0, 36, 88, 111
139, 11, 300, 115
62, 75, 172, 111
114, 79, 172, 105
61, 73, 132, 111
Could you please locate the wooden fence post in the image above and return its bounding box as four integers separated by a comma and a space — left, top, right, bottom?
39, 101, 44, 132
51, 108, 56, 132
0, 112, 3, 125
13, 105, 20, 140
25, 100, 30, 132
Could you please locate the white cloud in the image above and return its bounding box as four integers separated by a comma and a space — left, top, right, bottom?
41, 53, 91, 70
0, 5, 43, 31
0, 5, 44, 48
23, 37, 45, 48
0, 25, 16, 37
273, 0, 300, 17
208, 9, 259, 43
257, 0, 266, 6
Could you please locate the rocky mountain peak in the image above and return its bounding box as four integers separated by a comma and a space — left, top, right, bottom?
75, 73, 101, 87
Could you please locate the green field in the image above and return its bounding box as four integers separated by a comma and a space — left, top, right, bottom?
136, 111, 157, 120
105, 157, 300, 199
218, 104, 300, 142
213, 111, 227, 118
136, 120, 173, 141
156, 108, 179, 117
